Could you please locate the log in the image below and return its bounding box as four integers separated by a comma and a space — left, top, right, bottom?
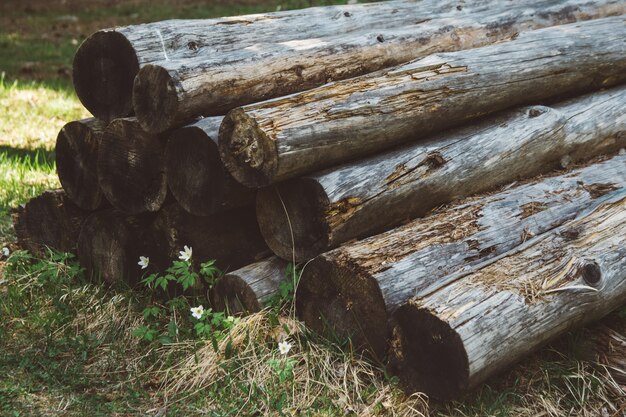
295, 154, 626, 359
97, 118, 169, 214
76, 209, 167, 285
12, 190, 90, 257
55, 118, 108, 211
73, 0, 468, 121
220, 16, 626, 187
165, 117, 254, 216
136, 0, 625, 133
152, 204, 270, 273
257, 86, 626, 262
388, 191, 626, 400
209, 256, 290, 315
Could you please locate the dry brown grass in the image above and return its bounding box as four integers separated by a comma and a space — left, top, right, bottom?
159, 310, 428, 416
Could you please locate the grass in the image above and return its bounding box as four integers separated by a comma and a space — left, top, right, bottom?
0, 0, 625, 416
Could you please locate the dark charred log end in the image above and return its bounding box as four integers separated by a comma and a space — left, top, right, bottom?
72, 30, 138, 121
210, 274, 262, 315
166, 127, 223, 216
77, 210, 163, 286
13, 190, 86, 256
218, 109, 278, 188
295, 257, 388, 360
580, 260, 602, 286
77, 211, 128, 284
153, 203, 269, 273
56, 120, 106, 210
97, 119, 168, 214
256, 179, 329, 262
389, 304, 469, 401
133, 65, 179, 134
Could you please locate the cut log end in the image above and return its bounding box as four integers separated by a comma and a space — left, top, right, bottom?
134, 65, 180, 134
97, 119, 168, 214
12, 190, 87, 257
72, 30, 139, 121
77, 212, 129, 284
219, 109, 278, 187
210, 274, 262, 315
256, 179, 329, 262
56, 119, 106, 211
77, 210, 162, 285
389, 304, 469, 401
295, 256, 388, 360
165, 126, 223, 216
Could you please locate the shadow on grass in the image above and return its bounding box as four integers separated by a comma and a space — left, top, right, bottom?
0, 145, 55, 166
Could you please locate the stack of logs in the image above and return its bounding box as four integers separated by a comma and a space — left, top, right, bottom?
12, 0, 626, 400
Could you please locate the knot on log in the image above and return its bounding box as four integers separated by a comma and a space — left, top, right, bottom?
527, 106, 549, 118
579, 259, 602, 286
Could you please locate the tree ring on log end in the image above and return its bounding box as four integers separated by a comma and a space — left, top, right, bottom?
98, 119, 168, 214
56, 121, 105, 210
295, 256, 388, 360
72, 31, 139, 121
256, 178, 329, 262
165, 126, 222, 216
210, 274, 262, 315
134, 65, 180, 134
389, 304, 469, 400
219, 109, 279, 187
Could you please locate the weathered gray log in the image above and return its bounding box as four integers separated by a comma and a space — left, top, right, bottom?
136, 0, 625, 133
97, 118, 169, 214
388, 191, 626, 400
73, 0, 467, 121
295, 154, 626, 360
55, 118, 108, 211
152, 204, 270, 273
165, 116, 254, 216
76, 209, 166, 285
220, 16, 626, 187
258, 86, 626, 262
209, 256, 290, 315
12, 190, 90, 257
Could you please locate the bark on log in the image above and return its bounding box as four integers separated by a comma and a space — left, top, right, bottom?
220, 16, 626, 187
55, 118, 108, 211
165, 116, 255, 216
97, 118, 169, 214
137, 0, 625, 133
258, 86, 626, 262
209, 256, 290, 315
388, 191, 626, 400
152, 204, 270, 273
295, 154, 626, 360
76, 209, 167, 285
73, 0, 468, 121
12, 190, 90, 257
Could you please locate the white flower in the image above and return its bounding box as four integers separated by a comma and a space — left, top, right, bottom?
138, 256, 149, 269
278, 341, 292, 355
179, 245, 192, 262
2, 247, 9, 257
190, 305, 204, 320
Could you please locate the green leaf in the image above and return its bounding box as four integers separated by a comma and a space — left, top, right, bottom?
142, 306, 161, 319
167, 320, 178, 338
